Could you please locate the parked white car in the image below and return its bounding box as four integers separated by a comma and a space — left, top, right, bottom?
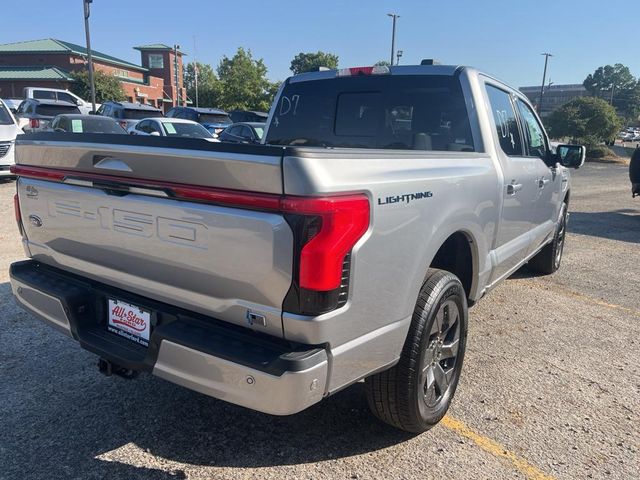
23, 87, 98, 115
0, 99, 22, 178
128, 117, 218, 141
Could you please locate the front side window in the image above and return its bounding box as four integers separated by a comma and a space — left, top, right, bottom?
0, 102, 14, 125
57, 92, 77, 104
516, 99, 547, 160
240, 126, 254, 139
136, 120, 149, 133
485, 85, 523, 156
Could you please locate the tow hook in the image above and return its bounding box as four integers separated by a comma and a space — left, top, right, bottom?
98, 358, 139, 380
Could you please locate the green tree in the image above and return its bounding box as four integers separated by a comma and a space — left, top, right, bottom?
69, 70, 126, 104
216, 48, 276, 111
184, 61, 223, 108
583, 64, 640, 119
545, 96, 621, 146
583, 64, 636, 97
374, 60, 390, 67
290, 51, 339, 74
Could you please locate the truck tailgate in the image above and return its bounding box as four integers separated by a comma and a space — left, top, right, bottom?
15, 135, 292, 337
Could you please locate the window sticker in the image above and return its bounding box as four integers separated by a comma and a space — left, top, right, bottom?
164, 123, 176, 134
71, 119, 83, 133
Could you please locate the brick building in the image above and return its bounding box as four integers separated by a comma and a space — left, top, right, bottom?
0, 39, 187, 112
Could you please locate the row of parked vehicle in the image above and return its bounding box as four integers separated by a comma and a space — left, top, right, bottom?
618, 127, 640, 142
1, 87, 270, 177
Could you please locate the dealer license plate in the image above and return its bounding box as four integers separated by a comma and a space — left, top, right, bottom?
107, 298, 151, 347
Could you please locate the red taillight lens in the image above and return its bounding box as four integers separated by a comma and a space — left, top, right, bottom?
30, 118, 40, 129
283, 195, 369, 291
336, 65, 390, 77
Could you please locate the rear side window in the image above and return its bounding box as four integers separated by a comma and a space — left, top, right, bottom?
124, 108, 162, 120
199, 113, 231, 125
33, 90, 57, 100
36, 104, 81, 116
485, 85, 523, 156
266, 74, 475, 151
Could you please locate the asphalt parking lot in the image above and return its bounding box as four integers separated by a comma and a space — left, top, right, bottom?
0, 161, 638, 480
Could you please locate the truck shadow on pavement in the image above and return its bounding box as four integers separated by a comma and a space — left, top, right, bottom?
567, 209, 640, 244
0, 280, 413, 479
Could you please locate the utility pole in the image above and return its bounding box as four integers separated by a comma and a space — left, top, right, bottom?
174, 44, 180, 107
537, 52, 553, 115
82, 0, 96, 113
610, 84, 615, 105
387, 13, 399, 66
193, 36, 198, 108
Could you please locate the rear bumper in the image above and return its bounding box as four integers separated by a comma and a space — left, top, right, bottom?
10, 260, 328, 415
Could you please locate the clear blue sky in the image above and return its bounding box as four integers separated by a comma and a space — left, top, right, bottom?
1, 0, 637, 88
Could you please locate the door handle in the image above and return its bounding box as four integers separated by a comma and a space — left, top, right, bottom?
506, 182, 523, 195
93, 156, 133, 172
538, 177, 550, 188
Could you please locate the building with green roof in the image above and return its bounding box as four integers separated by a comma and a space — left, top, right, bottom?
0, 38, 187, 111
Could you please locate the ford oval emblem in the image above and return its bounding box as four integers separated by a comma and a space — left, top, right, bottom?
28, 215, 43, 227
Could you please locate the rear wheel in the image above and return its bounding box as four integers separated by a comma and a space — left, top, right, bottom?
365, 269, 468, 432
529, 202, 568, 274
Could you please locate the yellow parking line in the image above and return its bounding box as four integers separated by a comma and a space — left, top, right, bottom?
441, 416, 556, 480
518, 280, 640, 318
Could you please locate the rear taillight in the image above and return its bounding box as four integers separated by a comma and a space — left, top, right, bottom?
283, 195, 370, 315
29, 118, 40, 129
10, 165, 371, 315
14, 193, 24, 237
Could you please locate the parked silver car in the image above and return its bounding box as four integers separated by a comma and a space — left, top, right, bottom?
15, 99, 81, 133
128, 117, 216, 140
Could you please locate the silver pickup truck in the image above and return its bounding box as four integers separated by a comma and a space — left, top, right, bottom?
9, 64, 584, 432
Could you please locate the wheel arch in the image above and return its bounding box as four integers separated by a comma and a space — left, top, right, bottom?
428, 230, 479, 303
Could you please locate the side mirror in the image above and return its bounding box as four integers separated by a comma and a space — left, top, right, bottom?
556, 144, 585, 169
76, 99, 83, 106
149, 131, 161, 137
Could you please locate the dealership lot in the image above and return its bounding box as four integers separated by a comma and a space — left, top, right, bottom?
0, 161, 638, 480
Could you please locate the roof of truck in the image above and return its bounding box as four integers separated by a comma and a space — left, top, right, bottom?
289, 64, 463, 83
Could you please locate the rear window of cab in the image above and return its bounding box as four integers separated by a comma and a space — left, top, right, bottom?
265, 74, 475, 152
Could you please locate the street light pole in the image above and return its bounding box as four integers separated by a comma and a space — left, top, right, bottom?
83, 0, 96, 113
174, 44, 180, 107
537, 52, 553, 115
387, 13, 399, 66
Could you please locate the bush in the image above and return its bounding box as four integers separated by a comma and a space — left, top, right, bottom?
586, 145, 615, 159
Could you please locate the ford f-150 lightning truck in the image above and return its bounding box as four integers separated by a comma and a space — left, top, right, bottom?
9, 64, 585, 432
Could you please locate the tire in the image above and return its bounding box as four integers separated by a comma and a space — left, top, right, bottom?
365, 269, 468, 432
528, 202, 568, 274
